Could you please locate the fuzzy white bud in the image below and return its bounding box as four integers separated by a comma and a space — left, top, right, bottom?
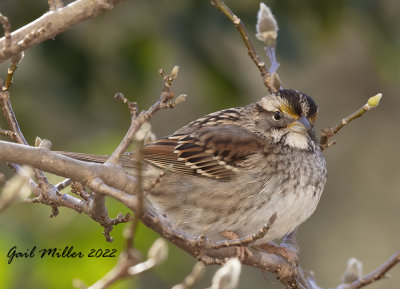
147, 238, 168, 265
135, 122, 152, 142
211, 258, 241, 289
171, 65, 180, 79
0, 166, 33, 212
256, 3, 278, 47
174, 94, 187, 106
341, 257, 363, 284
367, 93, 382, 108
128, 239, 168, 276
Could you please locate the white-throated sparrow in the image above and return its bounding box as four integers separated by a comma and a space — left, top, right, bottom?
62, 89, 327, 244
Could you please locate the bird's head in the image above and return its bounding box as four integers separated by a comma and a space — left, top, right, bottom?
253, 89, 319, 150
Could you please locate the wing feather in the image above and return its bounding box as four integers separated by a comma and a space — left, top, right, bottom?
143, 125, 263, 180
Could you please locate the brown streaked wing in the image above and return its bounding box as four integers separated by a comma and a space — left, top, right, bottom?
143, 125, 263, 181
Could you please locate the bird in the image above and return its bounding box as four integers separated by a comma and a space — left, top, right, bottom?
61, 88, 327, 245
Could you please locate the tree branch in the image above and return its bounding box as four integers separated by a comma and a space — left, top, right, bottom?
106, 66, 185, 165
210, 0, 281, 92
320, 93, 382, 150
0, 0, 123, 63
342, 251, 400, 289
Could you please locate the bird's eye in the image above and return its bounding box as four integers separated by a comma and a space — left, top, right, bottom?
273, 111, 283, 121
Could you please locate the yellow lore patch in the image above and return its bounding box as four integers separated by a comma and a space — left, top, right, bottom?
278, 104, 299, 119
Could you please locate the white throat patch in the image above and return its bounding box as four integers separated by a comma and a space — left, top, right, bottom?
284, 132, 309, 150
270, 129, 309, 150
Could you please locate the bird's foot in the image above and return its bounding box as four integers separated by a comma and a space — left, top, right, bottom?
219, 230, 253, 260
256, 241, 299, 268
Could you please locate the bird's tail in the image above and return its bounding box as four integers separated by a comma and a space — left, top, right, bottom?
56, 151, 136, 168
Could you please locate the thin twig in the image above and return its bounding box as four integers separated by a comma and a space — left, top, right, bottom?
0, 127, 15, 138
133, 123, 147, 219
55, 178, 72, 191
70, 181, 90, 200
124, 220, 138, 251
87, 249, 140, 289
320, 93, 382, 150
211, 0, 279, 92
124, 122, 150, 248
343, 251, 400, 289
88, 237, 167, 289
114, 92, 138, 117
0, 56, 51, 188
106, 66, 183, 165
1, 87, 27, 145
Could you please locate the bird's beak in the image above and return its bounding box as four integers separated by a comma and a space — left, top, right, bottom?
288, 116, 310, 135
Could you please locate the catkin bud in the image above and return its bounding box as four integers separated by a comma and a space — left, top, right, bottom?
256, 3, 278, 47
147, 238, 168, 265
367, 93, 382, 108
171, 65, 180, 79
211, 258, 241, 289
341, 257, 363, 283
135, 122, 152, 142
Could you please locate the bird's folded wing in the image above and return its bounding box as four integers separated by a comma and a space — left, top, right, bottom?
57, 125, 264, 181
144, 125, 263, 180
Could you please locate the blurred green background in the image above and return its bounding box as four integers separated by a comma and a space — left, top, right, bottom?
0, 0, 399, 288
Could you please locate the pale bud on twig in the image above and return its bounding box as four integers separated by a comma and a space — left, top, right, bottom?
174, 94, 187, 106
135, 122, 152, 142
255, 3, 281, 78
35, 137, 42, 147
341, 257, 363, 284
128, 238, 168, 275
147, 238, 168, 265
0, 166, 33, 213
211, 258, 242, 289
171, 65, 180, 80
256, 3, 278, 47
367, 93, 382, 108
36, 138, 52, 150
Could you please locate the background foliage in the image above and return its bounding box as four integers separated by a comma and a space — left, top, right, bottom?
0, 0, 399, 288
